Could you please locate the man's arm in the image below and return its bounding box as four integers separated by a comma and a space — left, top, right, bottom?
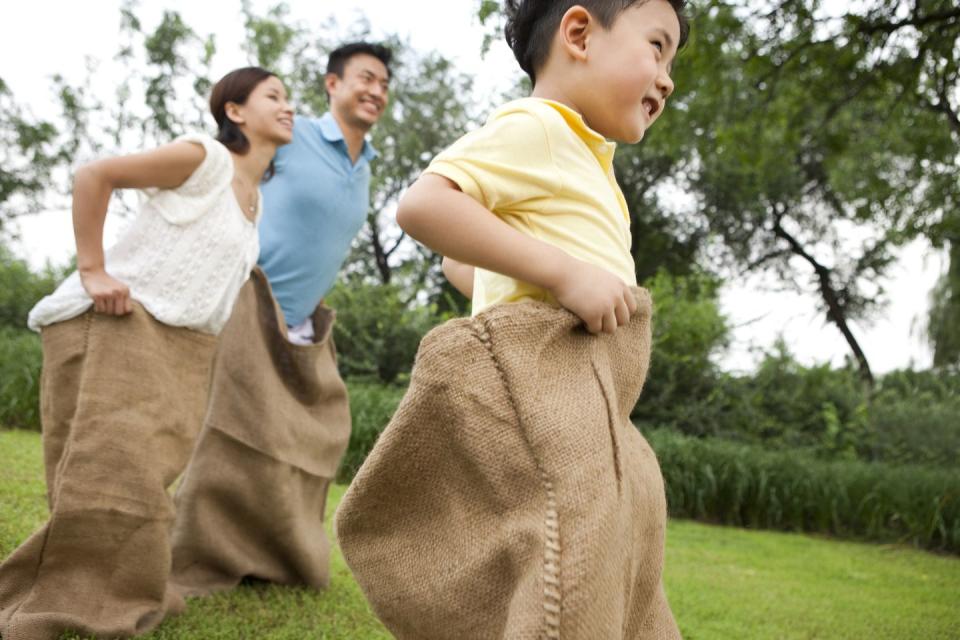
397, 174, 636, 333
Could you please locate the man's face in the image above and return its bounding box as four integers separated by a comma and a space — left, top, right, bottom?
326, 53, 390, 132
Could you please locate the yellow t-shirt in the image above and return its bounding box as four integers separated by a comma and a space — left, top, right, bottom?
425, 97, 637, 316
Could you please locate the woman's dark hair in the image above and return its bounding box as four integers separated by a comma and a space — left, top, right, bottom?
210, 66, 277, 155
504, 0, 691, 84
209, 66, 279, 179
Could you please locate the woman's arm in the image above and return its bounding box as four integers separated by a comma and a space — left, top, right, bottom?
72, 141, 206, 316
397, 174, 637, 334
441, 257, 475, 300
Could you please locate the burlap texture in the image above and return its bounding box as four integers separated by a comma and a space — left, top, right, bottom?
0, 305, 216, 640
169, 268, 351, 596
336, 290, 679, 640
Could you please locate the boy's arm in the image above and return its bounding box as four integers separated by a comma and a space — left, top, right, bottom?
441, 257, 475, 300
397, 174, 637, 334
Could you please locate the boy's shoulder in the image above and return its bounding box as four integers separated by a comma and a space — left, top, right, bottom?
489, 98, 576, 140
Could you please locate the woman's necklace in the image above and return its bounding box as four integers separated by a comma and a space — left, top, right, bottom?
232, 175, 258, 215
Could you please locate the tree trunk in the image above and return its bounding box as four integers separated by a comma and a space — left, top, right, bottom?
772, 216, 875, 387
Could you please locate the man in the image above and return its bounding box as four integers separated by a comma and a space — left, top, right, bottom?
260, 42, 391, 344
168, 42, 392, 597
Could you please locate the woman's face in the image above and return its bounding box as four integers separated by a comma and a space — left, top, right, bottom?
234, 75, 294, 146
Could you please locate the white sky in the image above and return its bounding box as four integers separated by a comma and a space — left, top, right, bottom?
0, 0, 946, 373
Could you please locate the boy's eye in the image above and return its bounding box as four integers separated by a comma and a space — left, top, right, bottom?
652, 40, 663, 52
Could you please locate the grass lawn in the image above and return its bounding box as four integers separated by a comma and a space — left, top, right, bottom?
2, 429, 958, 639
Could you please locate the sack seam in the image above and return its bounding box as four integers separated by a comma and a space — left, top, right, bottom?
471, 316, 562, 639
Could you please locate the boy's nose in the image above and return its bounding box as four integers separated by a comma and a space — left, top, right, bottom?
657, 73, 674, 99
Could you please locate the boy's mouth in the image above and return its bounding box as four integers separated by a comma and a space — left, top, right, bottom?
642, 97, 661, 119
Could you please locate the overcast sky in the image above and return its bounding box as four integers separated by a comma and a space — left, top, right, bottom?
1, 0, 946, 373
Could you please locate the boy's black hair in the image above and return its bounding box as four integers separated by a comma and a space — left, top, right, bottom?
326, 42, 394, 80
504, 0, 690, 84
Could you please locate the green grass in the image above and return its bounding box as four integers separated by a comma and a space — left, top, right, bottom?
2, 429, 959, 639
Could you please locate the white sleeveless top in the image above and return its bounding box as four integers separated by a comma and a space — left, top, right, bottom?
28, 134, 261, 335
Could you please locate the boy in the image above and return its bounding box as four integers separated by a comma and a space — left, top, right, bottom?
337, 2, 690, 638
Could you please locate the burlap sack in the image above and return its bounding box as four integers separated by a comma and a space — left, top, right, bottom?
169, 267, 351, 596
336, 290, 679, 640
0, 305, 216, 640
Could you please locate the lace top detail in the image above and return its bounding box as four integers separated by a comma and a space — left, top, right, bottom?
28, 134, 260, 335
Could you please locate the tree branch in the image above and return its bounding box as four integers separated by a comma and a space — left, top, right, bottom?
771, 210, 875, 386
856, 7, 960, 35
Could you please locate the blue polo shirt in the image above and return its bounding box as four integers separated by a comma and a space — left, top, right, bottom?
258, 113, 377, 326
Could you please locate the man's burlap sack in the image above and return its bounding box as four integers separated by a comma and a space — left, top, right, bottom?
169, 268, 350, 596
336, 290, 679, 640
0, 305, 216, 640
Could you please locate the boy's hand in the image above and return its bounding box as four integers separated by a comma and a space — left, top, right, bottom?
79, 268, 133, 316
550, 259, 638, 334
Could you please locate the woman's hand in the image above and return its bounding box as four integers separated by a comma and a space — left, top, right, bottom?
79, 268, 133, 316
549, 258, 637, 334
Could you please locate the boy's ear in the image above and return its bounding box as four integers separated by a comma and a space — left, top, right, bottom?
559, 5, 591, 62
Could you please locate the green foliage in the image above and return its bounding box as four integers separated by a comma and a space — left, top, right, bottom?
326, 279, 443, 384
0, 327, 42, 431
0, 244, 63, 330
0, 245, 56, 431
648, 428, 960, 554
632, 270, 729, 434
928, 243, 960, 367
336, 381, 406, 483
0, 78, 67, 228
721, 342, 868, 447
866, 368, 960, 468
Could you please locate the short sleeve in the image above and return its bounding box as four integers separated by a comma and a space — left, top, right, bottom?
141, 133, 234, 225
425, 110, 563, 213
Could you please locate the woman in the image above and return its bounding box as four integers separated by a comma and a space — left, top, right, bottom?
0, 66, 293, 640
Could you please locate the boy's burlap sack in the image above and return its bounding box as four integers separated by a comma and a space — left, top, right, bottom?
169, 268, 350, 596
336, 290, 680, 640
0, 305, 216, 640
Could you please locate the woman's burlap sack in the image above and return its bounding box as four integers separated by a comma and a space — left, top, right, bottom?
336, 290, 680, 640
0, 305, 216, 640
169, 268, 351, 596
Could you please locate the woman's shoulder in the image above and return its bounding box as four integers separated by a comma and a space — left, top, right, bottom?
141, 133, 234, 225
166, 133, 233, 194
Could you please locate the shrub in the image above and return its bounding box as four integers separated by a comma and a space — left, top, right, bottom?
632, 270, 730, 435
0, 243, 63, 330
327, 279, 443, 384
864, 369, 960, 468
336, 380, 405, 482
0, 327, 42, 430
647, 428, 960, 554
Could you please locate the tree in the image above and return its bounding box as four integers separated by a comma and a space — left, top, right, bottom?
708, 0, 960, 380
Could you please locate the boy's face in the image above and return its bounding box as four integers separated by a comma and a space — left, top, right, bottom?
326, 53, 390, 132
581, 0, 680, 143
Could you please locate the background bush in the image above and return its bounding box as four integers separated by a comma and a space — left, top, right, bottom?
336, 380, 405, 483
0, 245, 59, 431
0, 327, 42, 431
631, 270, 730, 436
648, 428, 960, 554
326, 277, 443, 384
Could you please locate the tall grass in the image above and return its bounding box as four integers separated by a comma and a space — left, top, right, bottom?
0, 327, 42, 431
337, 380, 406, 482
648, 428, 960, 554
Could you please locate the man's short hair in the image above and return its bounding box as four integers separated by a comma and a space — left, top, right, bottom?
326, 42, 394, 80
504, 0, 690, 83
